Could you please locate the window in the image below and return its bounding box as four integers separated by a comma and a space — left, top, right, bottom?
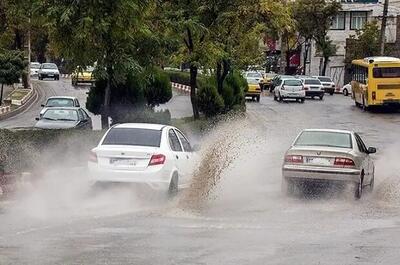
42, 109, 78, 121
169, 129, 182, 152
304, 79, 322, 85
81, 109, 90, 120
351, 12, 367, 30
283, 80, 303, 86
46, 98, 74, 107
331, 12, 345, 30
176, 130, 192, 152
318, 77, 333, 82
354, 134, 367, 153
352, 65, 368, 84
295, 131, 352, 149
77, 109, 84, 121
373, 67, 400, 78
102, 128, 162, 147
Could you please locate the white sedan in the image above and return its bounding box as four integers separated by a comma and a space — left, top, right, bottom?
88, 123, 195, 195
338, 83, 352, 96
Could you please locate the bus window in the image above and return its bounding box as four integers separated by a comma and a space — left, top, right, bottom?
373, 67, 400, 78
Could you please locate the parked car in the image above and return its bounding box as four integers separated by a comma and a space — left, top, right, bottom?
88, 123, 195, 195
71, 66, 95, 86
262, 73, 277, 90
274, 78, 305, 103
30, 62, 41, 77
38, 63, 60, 80
337, 82, 352, 96
35, 107, 92, 130
244, 71, 263, 102
40, 96, 81, 117
282, 129, 376, 199
300, 78, 324, 100
269, 75, 295, 92
314, 76, 335, 95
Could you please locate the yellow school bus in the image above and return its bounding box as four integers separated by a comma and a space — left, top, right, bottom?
351, 57, 400, 109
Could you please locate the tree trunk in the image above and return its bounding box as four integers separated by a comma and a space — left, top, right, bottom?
102, 65, 113, 128
322, 57, 329, 76
190, 65, 200, 120
0, 83, 4, 106
279, 36, 287, 74
216, 59, 230, 95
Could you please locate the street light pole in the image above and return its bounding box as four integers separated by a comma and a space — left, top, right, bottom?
27, 16, 31, 88
379, 0, 389, 55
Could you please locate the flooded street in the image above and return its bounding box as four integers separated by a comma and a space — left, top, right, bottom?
1, 94, 400, 264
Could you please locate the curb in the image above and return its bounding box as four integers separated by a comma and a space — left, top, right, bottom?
0, 84, 38, 121
61, 74, 72, 79
171, 82, 191, 93
0, 106, 11, 114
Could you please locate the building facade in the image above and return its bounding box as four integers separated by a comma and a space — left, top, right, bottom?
305, 0, 400, 87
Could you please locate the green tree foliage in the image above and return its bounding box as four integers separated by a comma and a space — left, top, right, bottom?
163, 0, 212, 119
0, 49, 26, 105
222, 71, 247, 110
197, 82, 225, 118
293, 0, 341, 75
346, 21, 380, 63
144, 68, 173, 108
42, 0, 153, 127
86, 68, 172, 123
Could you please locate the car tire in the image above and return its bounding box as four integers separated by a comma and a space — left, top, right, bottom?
168, 173, 179, 197
256, 95, 260, 102
311, 96, 315, 100
329, 92, 334, 95
362, 96, 369, 111
343, 89, 348, 96
354, 174, 364, 200
300, 98, 305, 103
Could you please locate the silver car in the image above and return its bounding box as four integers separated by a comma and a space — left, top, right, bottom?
282, 129, 376, 199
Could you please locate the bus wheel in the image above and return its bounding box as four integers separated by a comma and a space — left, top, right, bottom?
362, 97, 369, 111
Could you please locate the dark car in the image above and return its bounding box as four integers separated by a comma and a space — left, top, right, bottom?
35, 107, 92, 130
269, 75, 295, 92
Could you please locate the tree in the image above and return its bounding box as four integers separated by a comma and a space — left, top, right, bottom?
346, 21, 380, 63
42, 0, 152, 128
86, 67, 172, 123
259, 0, 297, 74
0, 50, 25, 105
293, 0, 341, 75
316, 37, 336, 76
163, 0, 213, 120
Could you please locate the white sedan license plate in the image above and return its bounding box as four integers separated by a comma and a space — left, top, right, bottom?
110, 158, 137, 166
306, 157, 332, 166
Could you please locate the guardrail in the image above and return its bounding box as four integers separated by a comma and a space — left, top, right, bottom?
0, 106, 11, 114
171, 82, 190, 93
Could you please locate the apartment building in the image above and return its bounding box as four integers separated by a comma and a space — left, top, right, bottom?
305, 0, 400, 87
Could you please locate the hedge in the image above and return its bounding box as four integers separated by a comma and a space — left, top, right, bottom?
164, 70, 207, 88
0, 129, 104, 173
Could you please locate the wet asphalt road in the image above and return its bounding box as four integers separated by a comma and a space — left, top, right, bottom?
0, 78, 101, 130
1, 91, 400, 264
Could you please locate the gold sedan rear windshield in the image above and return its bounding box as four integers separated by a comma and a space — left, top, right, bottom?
295, 131, 352, 149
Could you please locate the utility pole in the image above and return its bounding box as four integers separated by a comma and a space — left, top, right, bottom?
380, 0, 390, 55
27, 16, 31, 88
